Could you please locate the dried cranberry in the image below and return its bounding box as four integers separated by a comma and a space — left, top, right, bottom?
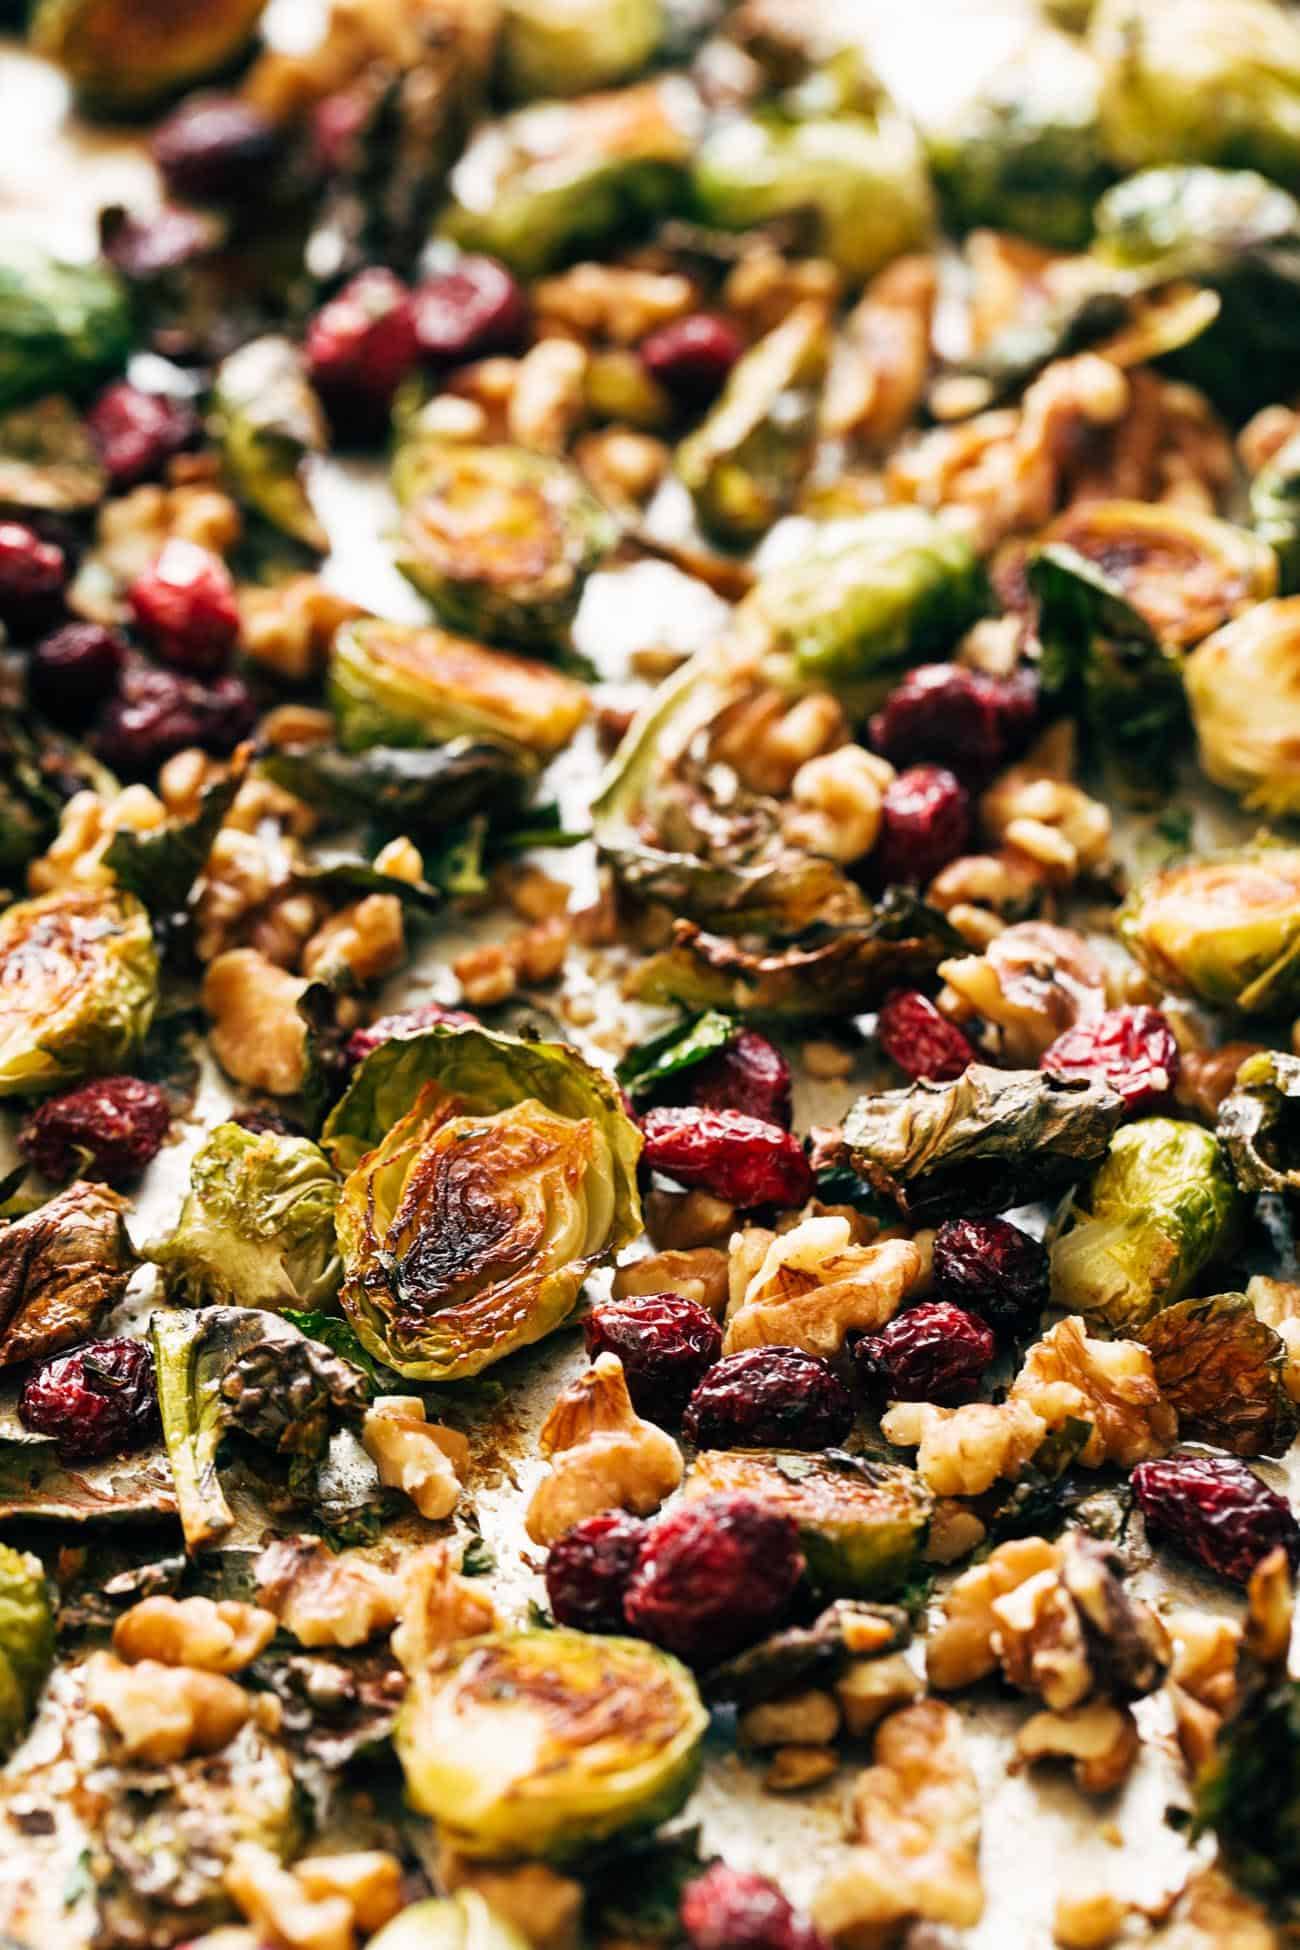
19, 1338, 160, 1462
152, 94, 283, 204
1041, 1005, 1179, 1112
687, 1029, 793, 1129
623, 1493, 804, 1665
85, 381, 197, 489
640, 313, 744, 409
312, 88, 370, 173
545, 1510, 646, 1633
931, 1215, 1049, 1342
230, 1107, 300, 1137
1131, 1455, 1300, 1586
100, 203, 217, 283
869, 662, 1038, 782
584, 1293, 722, 1422
852, 1301, 995, 1405
0, 521, 67, 638
874, 763, 971, 886
680, 1865, 830, 1950
345, 998, 477, 1067
29, 621, 126, 725
413, 256, 529, 367
683, 1347, 854, 1450
640, 1106, 814, 1209
304, 268, 421, 436
19, 1075, 170, 1186
128, 539, 240, 675
877, 989, 974, 1082
95, 660, 256, 773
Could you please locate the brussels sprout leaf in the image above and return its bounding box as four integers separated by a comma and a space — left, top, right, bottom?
1140, 1294, 1298, 1457
1219, 1050, 1300, 1198
257, 738, 539, 838
617, 1010, 735, 1099
105, 767, 241, 916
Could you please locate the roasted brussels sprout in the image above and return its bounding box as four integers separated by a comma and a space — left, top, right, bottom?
0, 1180, 133, 1367
397, 1629, 706, 1860
0, 244, 130, 412
1185, 599, 1300, 816
439, 78, 696, 276
1050, 1118, 1242, 1333
1218, 1050, 1300, 1199
1193, 1669, 1300, 1922
212, 337, 328, 552
685, 1451, 931, 1598
1119, 845, 1300, 1014
500, 0, 662, 100
1250, 430, 1300, 593
32, 0, 268, 113
0, 889, 157, 1096
392, 440, 619, 653
370, 1894, 531, 1950
328, 620, 589, 758
0, 1544, 53, 1754
323, 1023, 642, 1379
148, 1122, 342, 1311
256, 737, 538, 840
1140, 1292, 1297, 1457
0, 395, 106, 513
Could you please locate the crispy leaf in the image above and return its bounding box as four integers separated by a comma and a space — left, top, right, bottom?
211, 336, 327, 551
1218, 1049, 1300, 1198
104, 766, 240, 915
0, 1181, 133, 1368
1141, 1293, 1298, 1458
617, 1010, 735, 1099
256, 738, 539, 838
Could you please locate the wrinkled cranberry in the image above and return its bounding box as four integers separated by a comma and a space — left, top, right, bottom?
869, 662, 1038, 782
305, 268, 421, 436
584, 1293, 722, 1423
413, 256, 529, 367
623, 1493, 804, 1665
19, 1076, 170, 1186
640, 1106, 814, 1209
230, 1107, 300, 1137
19, 1338, 160, 1462
686, 1029, 793, 1129
312, 87, 370, 173
345, 998, 477, 1067
1132, 1455, 1300, 1586
683, 1346, 854, 1450
0, 521, 67, 638
1041, 1005, 1179, 1112
640, 313, 744, 408
86, 381, 197, 489
128, 539, 240, 675
931, 1215, 1049, 1342
545, 1510, 646, 1633
852, 1301, 995, 1405
152, 94, 283, 205
29, 621, 126, 725
681, 1865, 830, 1950
877, 989, 974, 1082
100, 203, 217, 283
874, 763, 971, 886
95, 660, 256, 773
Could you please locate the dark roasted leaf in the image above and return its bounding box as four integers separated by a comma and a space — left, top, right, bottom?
704, 1600, 909, 1707
1194, 1676, 1300, 1921
0, 1182, 134, 1368
617, 1010, 735, 1099
1140, 1294, 1298, 1458
105, 766, 240, 916
257, 738, 538, 838
1219, 1049, 1300, 1198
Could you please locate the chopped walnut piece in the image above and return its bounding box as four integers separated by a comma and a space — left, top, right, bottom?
881, 1396, 1048, 1498
1011, 1315, 1178, 1467
390, 1541, 500, 1676
439, 1850, 585, 1950
1158, 1866, 1281, 1950
980, 730, 1112, 887
1167, 1608, 1241, 1718
97, 482, 240, 586
821, 256, 936, 449
708, 685, 848, 797
922, 1499, 987, 1565
226, 1846, 352, 1950
938, 922, 1108, 1064
535, 263, 695, 345
612, 1247, 730, 1316
293, 1853, 403, 1934
784, 746, 894, 864
834, 1654, 923, 1738
361, 1396, 469, 1521
927, 1538, 1061, 1691
1053, 1889, 1129, 1950
645, 1187, 738, 1251
27, 786, 167, 895
194, 823, 305, 963
112, 1596, 276, 1673
724, 1218, 920, 1361
453, 916, 571, 1005
765, 1745, 839, 1792
739, 1688, 841, 1750
575, 428, 668, 507
524, 1354, 684, 1546
202, 949, 310, 1094
85, 1651, 250, 1763
1015, 1701, 1139, 1795
239, 576, 363, 683
507, 338, 588, 454
301, 892, 406, 985
723, 246, 841, 337
254, 1539, 400, 1648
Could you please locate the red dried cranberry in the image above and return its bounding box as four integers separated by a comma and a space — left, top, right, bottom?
128, 539, 240, 675
852, 1301, 995, 1405
29, 621, 126, 725
19, 1076, 170, 1186
687, 1029, 793, 1129
152, 94, 283, 205
0, 521, 67, 638
640, 313, 744, 409
877, 989, 974, 1082
345, 999, 477, 1067
100, 203, 217, 283
683, 1347, 854, 1450
640, 1106, 814, 1209
305, 269, 421, 436
95, 660, 256, 773
680, 1865, 830, 1950
869, 662, 1038, 782
230, 1107, 300, 1137
874, 763, 971, 886
413, 256, 529, 367
584, 1293, 722, 1422
19, 1338, 159, 1462
1131, 1455, 1300, 1586
623, 1493, 804, 1665
1041, 1005, 1179, 1112
312, 88, 370, 173
85, 381, 197, 489
931, 1215, 1049, 1342
545, 1510, 646, 1633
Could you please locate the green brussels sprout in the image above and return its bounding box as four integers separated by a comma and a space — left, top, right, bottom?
1118, 845, 1300, 1014
500, 0, 663, 100
1218, 1048, 1300, 1198
396, 1630, 706, 1860
392, 439, 619, 654
328, 619, 590, 758
1193, 1674, 1300, 1920
1251, 429, 1300, 593
1140, 1292, 1297, 1457
0, 396, 106, 513
212, 337, 328, 552
31, 0, 268, 114
1185, 598, 1300, 816
370, 1894, 531, 1950
0, 1181, 133, 1368
0, 244, 131, 413
0, 1544, 53, 1754
1050, 1118, 1242, 1333
439, 78, 696, 276
256, 738, 539, 839
323, 1023, 642, 1380
0, 889, 157, 1096
686, 1451, 931, 1598
148, 1122, 342, 1311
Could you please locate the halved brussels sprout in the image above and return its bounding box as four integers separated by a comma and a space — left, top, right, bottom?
396, 1629, 706, 1860
1185, 599, 1300, 816
1050, 1117, 1242, 1333
500, 0, 662, 100
1251, 429, 1300, 593
685, 1451, 931, 1598
328, 620, 589, 758
32, 0, 267, 112
439, 78, 696, 276
392, 440, 619, 654
0, 244, 131, 412
370, 1894, 530, 1950
0, 889, 157, 1096
148, 1122, 342, 1311
212, 337, 328, 552
1218, 1049, 1300, 1199
323, 1024, 642, 1379
0, 1544, 53, 1755
1118, 845, 1300, 1014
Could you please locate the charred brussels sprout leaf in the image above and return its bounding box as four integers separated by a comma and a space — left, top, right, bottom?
148, 1122, 341, 1311
257, 737, 538, 839
1050, 1118, 1242, 1333
104, 764, 239, 915
704, 1599, 909, 1707
1185, 599, 1300, 818
1218, 1049, 1300, 1199
0, 395, 106, 513
1193, 1677, 1300, 1920
0, 244, 130, 412
32, 0, 267, 112
500, 0, 663, 100
0, 714, 113, 883
396, 1629, 706, 1860
1118, 845, 1300, 1015
1140, 1293, 1297, 1458
843, 1064, 1125, 1223
370, 1894, 532, 1950
212, 337, 328, 553
0, 1181, 132, 1368
0, 889, 157, 1096
617, 1010, 736, 1100
0, 1544, 53, 1754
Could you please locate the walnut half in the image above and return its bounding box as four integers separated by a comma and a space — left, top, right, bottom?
525, 1354, 683, 1546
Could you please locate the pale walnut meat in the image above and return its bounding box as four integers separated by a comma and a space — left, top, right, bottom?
765, 1746, 839, 1792
202, 949, 310, 1095
723, 246, 841, 338
84, 1651, 250, 1764
96, 482, 241, 587
821, 255, 937, 449
439, 1850, 585, 1950
239, 577, 363, 684
390, 1541, 500, 1676
707, 685, 848, 798
194, 823, 307, 964
812, 1700, 983, 1945
926, 1537, 1061, 1692
784, 747, 894, 864
938, 922, 1109, 1065
881, 1396, 1048, 1498
1167, 1608, 1242, 1716
293, 1854, 403, 1935
1246, 1275, 1300, 1401
254, 1539, 400, 1648
1157, 1867, 1282, 1950
739, 1688, 841, 1750
833, 1655, 923, 1738
986, 1534, 1168, 1714
533, 263, 695, 345
112, 1596, 276, 1673
926, 847, 1042, 949
980, 725, 1112, 886
507, 339, 588, 455
923, 1498, 987, 1565
1015, 1701, 1139, 1796
301, 892, 406, 985
226, 1846, 352, 1950
524, 1354, 684, 1546
612, 1247, 729, 1316
27, 786, 167, 896
1011, 1315, 1178, 1467
361, 1397, 469, 1522
724, 1219, 920, 1361
1053, 1889, 1130, 1950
